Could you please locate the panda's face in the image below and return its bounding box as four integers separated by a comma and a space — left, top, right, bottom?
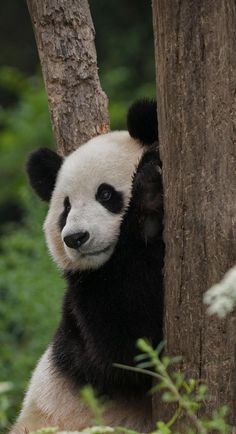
27, 100, 159, 270
43, 132, 144, 270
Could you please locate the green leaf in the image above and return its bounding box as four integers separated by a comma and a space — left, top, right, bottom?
156, 421, 171, 434
136, 338, 153, 353
162, 392, 176, 403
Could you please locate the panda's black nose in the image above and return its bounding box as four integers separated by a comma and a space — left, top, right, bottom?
63, 231, 90, 249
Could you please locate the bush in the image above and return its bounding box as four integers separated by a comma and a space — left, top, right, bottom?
0, 67, 54, 206
0, 189, 64, 429
0, 69, 63, 428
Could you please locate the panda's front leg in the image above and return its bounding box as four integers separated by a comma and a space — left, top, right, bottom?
9, 347, 92, 434
131, 148, 163, 243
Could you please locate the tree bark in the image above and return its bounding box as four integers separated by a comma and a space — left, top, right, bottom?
152, 0, 236, 427
26, 0, 109, 155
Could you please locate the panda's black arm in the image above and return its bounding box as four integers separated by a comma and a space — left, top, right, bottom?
122, 147, 163, 244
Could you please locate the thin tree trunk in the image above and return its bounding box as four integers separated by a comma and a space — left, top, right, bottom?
152, 0, 236, 427
26, 0, 109, 155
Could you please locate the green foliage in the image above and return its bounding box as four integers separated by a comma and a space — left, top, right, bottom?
80, 387, 106, 427
89, 0, 156, 130
0, 72, 62, 431
0, 67, 54, 205
0, 382, 13, 429
0, 66, 61, 430
0, 0, 37, 73
0, 189, 64, 429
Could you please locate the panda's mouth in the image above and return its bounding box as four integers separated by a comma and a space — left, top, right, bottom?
81, 244, 112, 257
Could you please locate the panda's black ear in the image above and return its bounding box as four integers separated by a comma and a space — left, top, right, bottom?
127, 99, 158, 146
26, 148, 63, 201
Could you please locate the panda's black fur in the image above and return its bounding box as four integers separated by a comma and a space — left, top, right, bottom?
27, 99, 164, 400
26, 147, 63, 202
127, 99, 158, 146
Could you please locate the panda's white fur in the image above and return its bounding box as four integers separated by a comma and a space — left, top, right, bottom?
12, 347, 152, 434
44, 131, 144, 271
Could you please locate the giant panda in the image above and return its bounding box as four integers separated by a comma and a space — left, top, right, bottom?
11, 100, 164, 434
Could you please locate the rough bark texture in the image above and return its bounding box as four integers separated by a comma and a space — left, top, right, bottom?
26, 0, 109, 155
152, 0, 236, 427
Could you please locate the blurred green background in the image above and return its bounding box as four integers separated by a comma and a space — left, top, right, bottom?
0, 0, 156, 429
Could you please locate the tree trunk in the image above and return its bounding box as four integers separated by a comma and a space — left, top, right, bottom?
26, 0, 109, 155
152, 0, 236, 427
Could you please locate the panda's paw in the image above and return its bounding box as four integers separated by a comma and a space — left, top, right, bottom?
133, 160, 163, 240
133, 160, 163, 211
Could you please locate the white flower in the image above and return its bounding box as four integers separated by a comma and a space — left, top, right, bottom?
204, 265, 236, 318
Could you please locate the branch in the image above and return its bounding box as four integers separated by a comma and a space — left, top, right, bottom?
26, 0, 109, 155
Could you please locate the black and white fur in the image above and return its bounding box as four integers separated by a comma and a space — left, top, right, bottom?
11, 100, 164, 433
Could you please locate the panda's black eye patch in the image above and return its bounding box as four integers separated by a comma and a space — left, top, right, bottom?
58, 196, 71, 231
64, 196, 71, 214
96, 183, 123, 214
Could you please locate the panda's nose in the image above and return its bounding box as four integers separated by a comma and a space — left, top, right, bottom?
63, 231, 90, 249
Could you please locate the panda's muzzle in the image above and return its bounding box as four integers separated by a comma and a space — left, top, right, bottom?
63, 231, 90, 250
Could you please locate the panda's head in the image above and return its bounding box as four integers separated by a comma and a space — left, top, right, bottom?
27, 100, 158, 271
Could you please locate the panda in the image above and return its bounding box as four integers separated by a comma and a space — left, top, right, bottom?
11, 100, 164, 434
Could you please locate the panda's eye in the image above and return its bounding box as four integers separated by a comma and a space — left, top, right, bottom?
100, 188, 112, 202
96, 183, 124, 214
64, 196, 71, 214
96, 184, 113, 203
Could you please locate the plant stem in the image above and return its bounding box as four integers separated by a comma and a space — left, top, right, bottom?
156, 365, 207, 434
166, 407, 182, 429
114, 359, 207, 434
